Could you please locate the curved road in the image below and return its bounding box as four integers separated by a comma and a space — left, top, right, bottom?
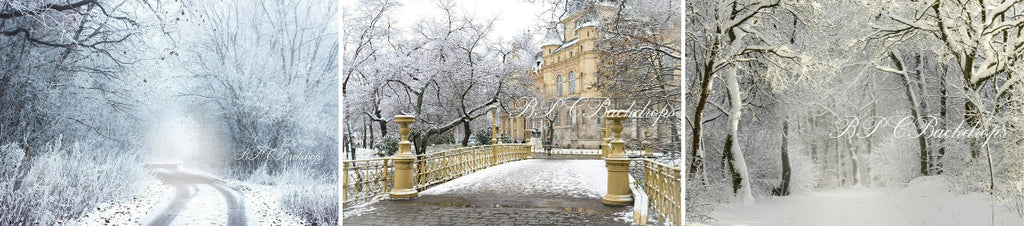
146, 165, 248, 226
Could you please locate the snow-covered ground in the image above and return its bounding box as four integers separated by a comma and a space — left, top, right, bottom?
70, 179, 172, 225
698, 176, 1024, 226
169, 184, 229, 225
421, 159, 607, 199
343, 148, 380, 160
73, 165, 308, 226
224, 181, 306, 225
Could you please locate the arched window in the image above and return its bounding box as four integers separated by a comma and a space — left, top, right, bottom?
568, 71, 576, 94
556, 75, 563, 97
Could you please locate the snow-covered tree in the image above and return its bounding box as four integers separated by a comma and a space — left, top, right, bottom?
344, 0, 534, 155
177, 0, 339, 174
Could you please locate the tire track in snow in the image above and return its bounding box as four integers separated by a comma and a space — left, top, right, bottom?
145, 165, 248, 226
212, 181, 248, 226
146, 183, 196, 226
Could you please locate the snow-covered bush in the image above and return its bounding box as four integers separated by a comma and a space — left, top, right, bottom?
373, 135, 399, 157
248, 164, 337, 226
0, 143, 27, 224
1, 138, 145, 224
474, 128, 493, 145
280, 184, 338, 226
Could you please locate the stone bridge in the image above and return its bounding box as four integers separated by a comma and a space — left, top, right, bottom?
342, 109, 680, 225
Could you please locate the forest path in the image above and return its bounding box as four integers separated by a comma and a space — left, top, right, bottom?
145, 164, 248, 226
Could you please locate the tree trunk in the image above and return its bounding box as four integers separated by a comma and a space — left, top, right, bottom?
414, 132, 430, 155
848, 138, 859, 186
915, 54, 932, 175
724, 67, 753, 205
865, 97, 876, 186
773, 120, 791, 196
887, 51, 930, 176
688, 61, 714, 180
368, 118, 376, 148
461, 120, 471, 147
937, 65, 947, 174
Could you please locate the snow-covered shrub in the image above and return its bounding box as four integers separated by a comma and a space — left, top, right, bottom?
280, 184, 338, 226
0, 143, 27, 224
474, 128, 493, 145
373, 134, 399, 157
1, 138, 145, 224
249, 165, 338, 226
868, 137, 919, 186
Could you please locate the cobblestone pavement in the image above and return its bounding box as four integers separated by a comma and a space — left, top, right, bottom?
344, 159, 633, 225
343, 195, 630, 225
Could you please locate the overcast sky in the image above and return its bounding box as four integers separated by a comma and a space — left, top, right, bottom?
343, 0, 551, 41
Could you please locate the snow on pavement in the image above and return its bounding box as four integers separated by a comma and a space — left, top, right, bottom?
700, 176, 1024, 226
420, 159, 607, 199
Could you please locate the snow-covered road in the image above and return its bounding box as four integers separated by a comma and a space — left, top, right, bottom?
701, 176, 1024, 226
145, 166, 247, 226
73, 165, 307, 225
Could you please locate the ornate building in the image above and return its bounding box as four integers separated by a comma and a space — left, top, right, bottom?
500, 1, 636, 149
499, 0, 680, 151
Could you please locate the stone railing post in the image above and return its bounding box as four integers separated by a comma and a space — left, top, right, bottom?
603, 110, 633, 206
389, 115, 418, 199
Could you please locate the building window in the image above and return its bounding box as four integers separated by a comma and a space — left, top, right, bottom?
555, 115, 560, 126
568, 71, 576, 94
557, 75, 563, 97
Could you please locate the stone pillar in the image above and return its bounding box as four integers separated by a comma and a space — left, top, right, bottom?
603, 110, 633, 206
389, 115, 418, 199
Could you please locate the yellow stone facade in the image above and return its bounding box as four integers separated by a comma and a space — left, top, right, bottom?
500, 5, 636, 149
